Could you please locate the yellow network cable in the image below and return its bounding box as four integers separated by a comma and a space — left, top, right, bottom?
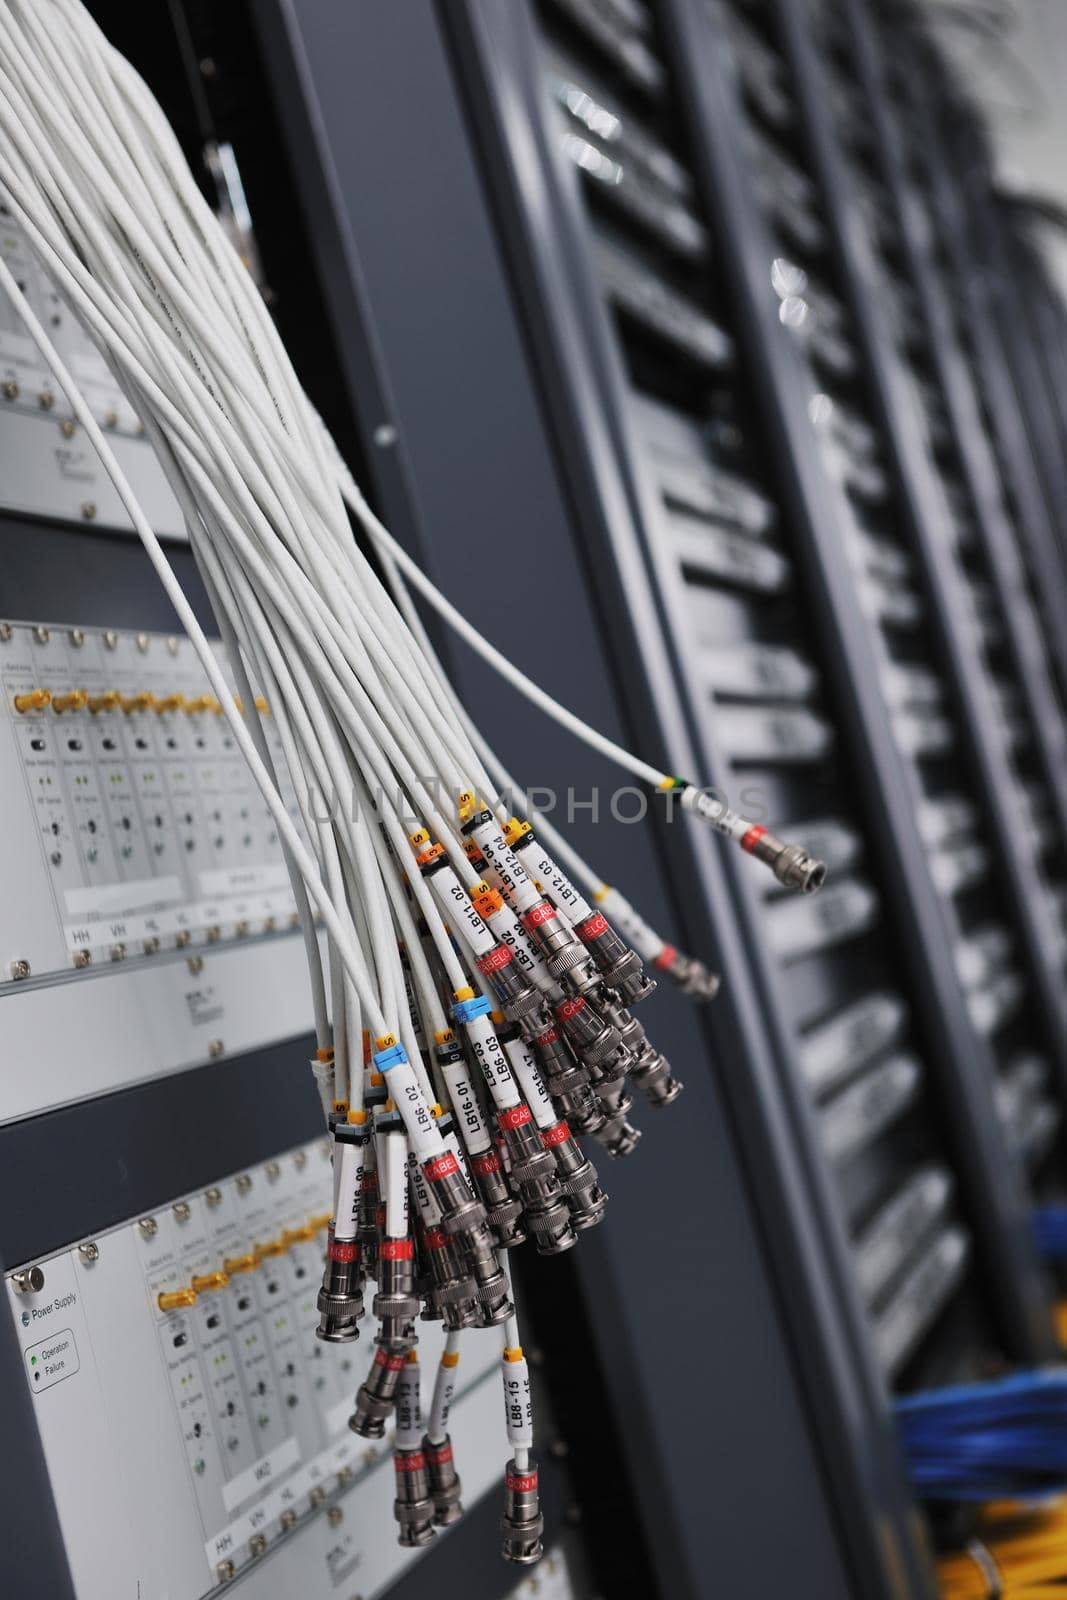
937, 1498, 1067, 1597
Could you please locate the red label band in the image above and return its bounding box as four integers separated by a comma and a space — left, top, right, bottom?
506, 1471, 538, 1493
498, 1103, 533, 1131
477, 944, 514, 975
360, 1173, 379, 1192
328, 1240, 359, 1263
523, 901, 556, 930
555, 996, 585, 1021
395, 1452, 426, 1473
427, 1441, 453, 1466
534, 1028, 560, 1047
385, 1353, 406, 1372
740, 824, 768, 854
379, 1238, 415, 1260
654, 944, 678, 970
423, 1228, 449, 1251
578, 911, 609, 940
541, 1121, 570, 1148
424, 1152, 459, 1181
472, 1150, 502, 1176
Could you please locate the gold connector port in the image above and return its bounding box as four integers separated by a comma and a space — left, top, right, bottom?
157, 1287, 198, 1312
191, 1271, 230, 1294
121, 692, 156, 714
51, 690, 88, 714
222, 1253, 259, 1275
155, 694, 186, 714
88, 691, 121, 713
14, 689, 51, 714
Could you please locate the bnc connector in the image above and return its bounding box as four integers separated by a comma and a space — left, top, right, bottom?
469, 1147, 527, 1249
575, 910, 656, 1006
662, 948, 721, 1001
630, 1041, 684, 1107
420, 1227, 481, 1329
421, 1151, 512, 1324
591, 1083, 642, 1159
315, 1226, 364, 1343
423, 1435, 464, 1526
477, 940, 543, 1028
745, 830, 827, 895
350, 1342, 408, 1438
554, 996, 627, 1082
393, 1447, 437, 1548
373, 1241, 419, 1347
542, 1120, 607, 1229
522, 900, 599, 994
501, 1460, 544, 1566
497, 1104, 576, 1256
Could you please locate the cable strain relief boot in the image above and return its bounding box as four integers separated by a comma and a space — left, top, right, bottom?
501, 1459, 544, 1565
423, 1434, 464, 1526
349, 1341, 407, 1437
393, 1447, 436, 1547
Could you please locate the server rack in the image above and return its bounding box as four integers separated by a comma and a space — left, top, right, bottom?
245, 0, 1067, 1590
779, 0, 1067, 1197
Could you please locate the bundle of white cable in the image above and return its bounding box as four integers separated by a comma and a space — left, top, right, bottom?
0, 0, 823, 1561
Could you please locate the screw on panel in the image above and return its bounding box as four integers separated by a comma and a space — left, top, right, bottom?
263, 916, 276, 933
72, 949, 91, 969
208, 1039, 225, 1060
80, 503, 97, 521
205, 1187, 223, 1208
249, 1534, 268, 1557
0, 623, 11, 642
172, 1202, 192, 1224
280, 1509, 298, 1531
69, 628, 85, 647
32, 626, 50, 645
309, 1485, 327, 1508
78, 1242, 99, 1265
11, 1266, 45, 1294
138, 1217, 158, 1240
186, 955, 204, 975
143, 936, 161, 955
2, 380, 19, 399
103, 409, 118, 430
175, 930, 191, 948
10, 960, 31, 981
235, 1174, 253, 1196
265, 1161, 281, 1183
235, 920, 249, 938
166, 636, 180, 656
293, 1150, 307, 1171
135, 633, 149, 654
326, 1505, 344, 1527
109, 943, 127, 962
215, 1560, 235, 1584
206, 925, 222, 944
38, 390, 54, 411
59, 419, 76, 439
337, 1466, 353, 1487
103, 631, 118, 651
50, 851, 62, 867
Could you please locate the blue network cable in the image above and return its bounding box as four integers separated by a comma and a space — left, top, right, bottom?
896, 1371, 1067, 1500
1032, 1207, 1067, 1261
